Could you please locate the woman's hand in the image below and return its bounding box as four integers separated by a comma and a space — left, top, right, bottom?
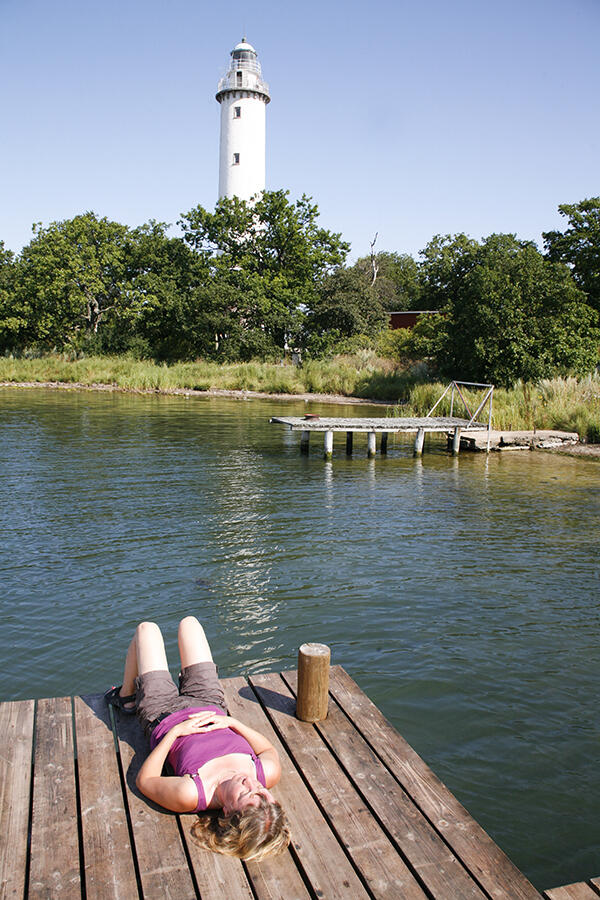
170, 711, 237, 737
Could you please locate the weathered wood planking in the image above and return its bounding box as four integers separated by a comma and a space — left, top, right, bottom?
270, 415, 479, 432
0, 699, 34, 900
0, 668, 594, 899
29, 697, 80, 898
75, 694, 139, 899
544, 883, 600, 899
270, 669, 485, 899
250, 671, 429, 899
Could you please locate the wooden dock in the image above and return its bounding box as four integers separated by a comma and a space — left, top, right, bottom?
1, 666, 593, 899
270, 416, 489, 457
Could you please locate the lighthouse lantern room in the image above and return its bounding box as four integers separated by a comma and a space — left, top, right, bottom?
216, 39, 270, 201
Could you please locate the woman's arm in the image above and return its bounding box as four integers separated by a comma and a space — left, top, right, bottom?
135, 721, 199, 812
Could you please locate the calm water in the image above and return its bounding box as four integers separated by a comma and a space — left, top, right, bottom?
1, 387, 598, 890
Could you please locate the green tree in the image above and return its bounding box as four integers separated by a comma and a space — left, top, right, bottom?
179, 191, 349, 287
0, 242, 19, 351
353, 251, 422, 310
12, 212, 137, 349
418, 233, 480, 312
418, 233, 599, 386
121, 221, 210, 360
179, 191, 349, 357
304, 266, 389, 355
543, 197, 600, 311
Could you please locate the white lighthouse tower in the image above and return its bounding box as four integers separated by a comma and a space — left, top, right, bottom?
216, 38, 270, 201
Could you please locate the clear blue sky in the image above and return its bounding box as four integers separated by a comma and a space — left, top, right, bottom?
1, 0, 598, 261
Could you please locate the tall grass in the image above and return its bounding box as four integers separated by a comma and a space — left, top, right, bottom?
0, 352, 397, 398
1, 354, 599, 441
394, 375, 600, 442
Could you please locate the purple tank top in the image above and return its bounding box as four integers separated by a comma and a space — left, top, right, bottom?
150, 706, 266, 812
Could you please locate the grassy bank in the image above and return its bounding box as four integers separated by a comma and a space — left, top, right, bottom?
0, 352, 410, 401
1, 354, 599, 441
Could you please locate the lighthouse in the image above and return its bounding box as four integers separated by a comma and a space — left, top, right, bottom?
216, 39, 270, 201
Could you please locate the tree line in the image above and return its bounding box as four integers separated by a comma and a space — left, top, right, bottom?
0, 191, 598, 387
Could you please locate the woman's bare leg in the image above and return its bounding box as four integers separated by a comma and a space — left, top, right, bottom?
178, 615, 213, 668
119, 622, 169, 697
119, 621, 169, 707
120, 634, 139, 698
136, 621, 169, 674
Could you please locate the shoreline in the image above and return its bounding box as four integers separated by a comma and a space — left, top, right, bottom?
0, 379, 389, 407
3, 379, 600, 458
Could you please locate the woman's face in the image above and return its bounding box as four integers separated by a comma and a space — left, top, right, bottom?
221, 772, 275, 814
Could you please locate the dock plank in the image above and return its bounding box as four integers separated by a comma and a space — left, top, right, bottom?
0, 699, 34, 900
75, 694, 139, 899
328, 666, 542, 900
113, 707, 198, 900
279, 669, 486, 900
544, 883, 600, 899
252, 671, 429, 900
223, 676, 364, 899
182, 841, 255, 900
29, 696, 80, 899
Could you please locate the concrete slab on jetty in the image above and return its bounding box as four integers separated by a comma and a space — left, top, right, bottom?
461, 429, 579, 452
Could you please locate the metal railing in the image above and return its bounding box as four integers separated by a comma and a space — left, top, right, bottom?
427, 380, 494, 452
216, 70, 270, 96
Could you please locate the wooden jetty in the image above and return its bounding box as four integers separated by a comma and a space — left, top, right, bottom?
270, 415, 488, 458
1, 665, 593, 899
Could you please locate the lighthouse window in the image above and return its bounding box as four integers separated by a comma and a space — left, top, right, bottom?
236, 70, 242, 86
233, 153, 240, 165
234, 106, 241, 118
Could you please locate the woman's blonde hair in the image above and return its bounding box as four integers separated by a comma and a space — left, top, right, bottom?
190, 797, 291, 862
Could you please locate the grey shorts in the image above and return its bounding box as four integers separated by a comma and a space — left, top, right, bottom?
135, 662, 226, 737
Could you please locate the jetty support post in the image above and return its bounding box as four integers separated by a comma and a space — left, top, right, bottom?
346, 431, 353, 456
300, 430, 310, 455
296, 642, 330, 722
381, 432, 388, 455
414, 427, 425, 456
452, 426, 461, 455
367, 431, 377, 458
324, 430, 333, 460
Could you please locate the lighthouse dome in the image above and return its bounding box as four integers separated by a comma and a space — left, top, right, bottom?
232, 39, 257, 59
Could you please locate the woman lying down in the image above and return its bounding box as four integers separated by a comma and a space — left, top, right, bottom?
105, 616, 290, 861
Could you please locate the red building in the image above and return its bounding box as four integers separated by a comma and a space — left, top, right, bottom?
388, 310, 438, 330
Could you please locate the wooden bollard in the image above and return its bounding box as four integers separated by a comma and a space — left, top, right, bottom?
296, 643, 330, 722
